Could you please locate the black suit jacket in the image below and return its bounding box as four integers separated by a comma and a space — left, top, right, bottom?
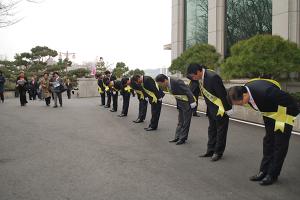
202, 70, 232, 119
142, 76, 164, 103
245, 80, 299, 117
189, 80, 201, 97
170, 78, 195, 104
131, 83, 146, 101
98, 79, 105, 91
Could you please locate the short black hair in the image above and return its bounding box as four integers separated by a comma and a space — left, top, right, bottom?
53, 71, 59, 76
227, 86, 247, 105
155, 74, 168, 83
43, 72, 49, 76
186, 63, 204, 75
131, 74, 141, 83
121, 77, 129, 86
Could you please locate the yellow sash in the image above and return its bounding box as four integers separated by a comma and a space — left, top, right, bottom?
201, 85, 225, 117
262, 106, 296, 132
135, 90, 144, 100
124, 85, 131, 93
103, 82, 109, 92
142, 83, 159, 103
246, 78, 296, 132
247, 78, 281, 89
98, 87, 104, 94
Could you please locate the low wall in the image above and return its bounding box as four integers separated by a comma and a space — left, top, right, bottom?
162, 93, 300, 133
4, 91, 16, 98
77, 78, 99, 98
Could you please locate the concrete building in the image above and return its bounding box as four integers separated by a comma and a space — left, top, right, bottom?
171, 0, 300, 60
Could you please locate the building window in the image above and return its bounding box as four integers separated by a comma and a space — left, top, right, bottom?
184, 0, 208, 50
226, 0, 272, 55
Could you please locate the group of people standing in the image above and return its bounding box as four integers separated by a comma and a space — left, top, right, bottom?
97, 71, 165, 131
97, 63, 299, 186
15, 71, 73, 107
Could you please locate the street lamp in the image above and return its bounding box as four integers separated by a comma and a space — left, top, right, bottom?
59, 51, 76, 72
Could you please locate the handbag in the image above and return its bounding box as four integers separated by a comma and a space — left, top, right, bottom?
59, 84, 67, 93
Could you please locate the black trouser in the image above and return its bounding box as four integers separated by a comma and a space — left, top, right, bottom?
138, 99, 148, 120
19, 88, 27, 106
100, 92, 105, 105
259, 117, 292, 178
67, 89, 71, 99
45, 97, 51, 106
112, 91, 118, 111
149, 101, 162, 129
0, 92, 4, 102
207, 113, 229, 155
175, 100, 193, 141
29, 90, 37, 100
106, 91, 111, 107
121, 93, 130, 115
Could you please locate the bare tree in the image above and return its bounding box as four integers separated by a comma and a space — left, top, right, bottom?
0, 0, 40, 28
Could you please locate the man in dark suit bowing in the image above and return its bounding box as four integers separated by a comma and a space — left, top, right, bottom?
130, 81, 148, 123
131, 74, 164, 131
155, 74, 197, 145
227, 79, 299, 185
97, 73, 106, 106
187, 63, 233, 161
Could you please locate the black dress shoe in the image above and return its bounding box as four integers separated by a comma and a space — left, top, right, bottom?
144, 127, 156, 131
118, 114, 127, 117
110, 109, 117, 112
176, 140, 186, 145
199, 152, 214, 158
249, 172, 266, 181
133, 119, 144, 123
169, 138, 179, 143
104, 105, 110, 108
211, 154, 222, 161
259, 175, 277, 186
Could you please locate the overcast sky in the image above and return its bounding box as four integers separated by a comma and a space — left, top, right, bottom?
0, 0, 172, 70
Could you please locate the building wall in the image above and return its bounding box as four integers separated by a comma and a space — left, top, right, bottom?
272, 0, 300, 47
171, 0, 185, 60
171, 0, 300, 59
207, 0, 225, 58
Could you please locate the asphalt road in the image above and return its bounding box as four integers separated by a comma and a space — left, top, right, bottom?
0, 96, 300, 200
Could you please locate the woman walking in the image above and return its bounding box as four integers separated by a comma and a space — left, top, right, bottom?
40, 72, 52, 106
16, 71, 28, 106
